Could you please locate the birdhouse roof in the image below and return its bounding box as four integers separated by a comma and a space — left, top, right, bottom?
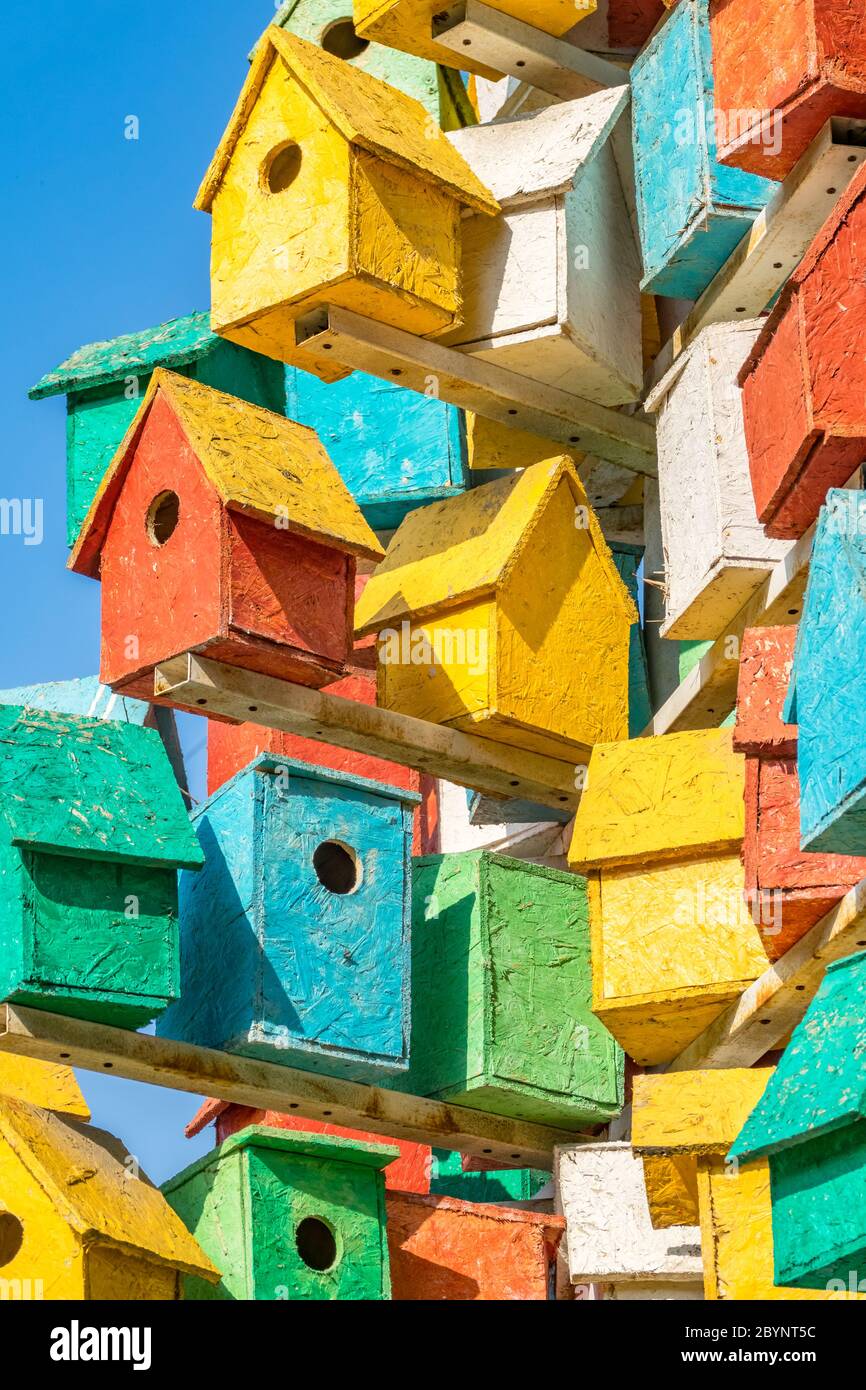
69, 369, 384, 577
0, 1057, 89, 1120
728, 951, 866, 1165
568, 728, 746, 871
446, 88, 629, 208
632, 1069, 775, 1157
0, 704, 203, 869
194, 752, 422, 819
0, 1097, 220, 1281
354, 456, 637, 636
195, 28, 499, 216
163, 1125, 400, 1194
732, 626, 798, 757
28, 313, 218, 400
0, 676, 152, 727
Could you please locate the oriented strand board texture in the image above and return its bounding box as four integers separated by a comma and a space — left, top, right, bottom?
631, 0, 776, 298
733, 626, 798, 757
164, 1127, 394, 1300
710, 0, 866, 179
0, 1057, 88, 1118
642, 1154, 701, 1228
651, 321, 790, 640
556, 1143, 703, 1284
401, 852, 624, 1128
633, 1069, 775, 1157
386, 1192, 563, 1300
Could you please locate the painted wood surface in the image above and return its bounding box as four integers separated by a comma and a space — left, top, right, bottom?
356, 457, 636, 760
611, 542, 652, 737
163, 1126, 394, 1300
445, 93, 643, 406
429, 1147, 549, 1202
555, 1142, 703, 1286
733, 626, 798, 757
0, 1096, 218, 1299
710, 0, 866, 179
0, 1056, 88, 1118
386, 1191, 563, 1300
631, 0, 776, 298
575, 0, 666, 53
158, 756, 418, 1082
196, 29, 497, 376
739, 164, 866, 538
647, 321, 791, 640
399, 852, 623, 1128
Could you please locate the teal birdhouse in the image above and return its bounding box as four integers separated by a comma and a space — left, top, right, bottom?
163, 1127, 396, 1300
28, 312, 286, 547
0, 705, 202, 1028
729, 950, 866, 1293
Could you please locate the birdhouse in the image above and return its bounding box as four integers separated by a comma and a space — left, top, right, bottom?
554, 1143, 704, 1297
29, 313, 286, 548
0, 704, 202, 1029
645, 321, 791, 640
710, 0, 866, 180
386, 1191, 565, 1301
186, 1098, 432, 1193
632, 0, 776, 299
634, 1069, 864, 1300
0, 1055, 88, 1119
68, 370, 383, 703
284, 366, 469, 530
430, 1149, 550, 1203
611, 542, 652, 737
355, 457, 637, 762
195, 29, 498, 381
738, 165, 866, 539
729, 950, 866, 1293
0, 1096, 219, 1300
353, 0, 597, 78
734, 626, 866, 955
576, 0, 666, 56
568, 728, 770, 1065
269, 0, 475, 129
401, 852, 624, 1129
164, 1126, 395, 1300
788, 491, 866, 854
158, 756, 418, 1081
444, 92, 643, 407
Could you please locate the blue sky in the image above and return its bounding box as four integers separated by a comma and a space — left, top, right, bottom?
1, 1, 274, 1181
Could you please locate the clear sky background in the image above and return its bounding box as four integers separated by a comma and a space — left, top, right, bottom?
1, 0, 276, 1181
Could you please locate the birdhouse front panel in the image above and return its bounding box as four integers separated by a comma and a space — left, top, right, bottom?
632, 0, 776, 299
710, 0, 866, 180
163, 1128, 395, 1301
403, 852, 624, 1129
159, 757, 417, 1080
0, 1123, 84, 1298
733, 626, 798, 758
739, 166, 866, 539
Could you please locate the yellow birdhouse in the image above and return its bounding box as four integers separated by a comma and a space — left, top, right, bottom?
568, 728, 770, 1065
0, 1097, 220, 1300
354, 456, 637, 761
195, 27, 499, 381
0, 1056, 89, 1119
632, 1070, 865, 1301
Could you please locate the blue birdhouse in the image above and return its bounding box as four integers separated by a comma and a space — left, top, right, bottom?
158, 756, 419, 1081
631, 0, 776, 299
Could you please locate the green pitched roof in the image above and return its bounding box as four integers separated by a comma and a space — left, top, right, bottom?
28, 312, 218, 400
0, 705, 202, 869
163, 1125, 400, 1195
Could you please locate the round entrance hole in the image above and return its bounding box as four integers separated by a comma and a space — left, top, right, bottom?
296, 1216, 338, 1272
321, 18, 370, 61
313, 840, 360, 895
263, 142, 303, 194
0, 1212, 24, 1267
146, 490, 180, 546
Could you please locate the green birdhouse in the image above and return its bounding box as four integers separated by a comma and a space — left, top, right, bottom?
0, 704, 203, 1029
401, 852, 624, 1129
162, 1127, 397, 1300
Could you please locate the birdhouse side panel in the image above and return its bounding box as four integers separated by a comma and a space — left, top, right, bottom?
84, 1245, 180, 1301
193, 338, 287, 416
209, 59, 352, 335
749, 755, 866, 896
449, 200, 559, 348
800, 194, 866, 442
0, 1137, 85, 1299
98, 393, 225, 690
67, 385, 150, 548
0, 836, 26, 1004
770, 1121, 866, 1291
377, 599, 494, 729
163, 1149, 251, 1300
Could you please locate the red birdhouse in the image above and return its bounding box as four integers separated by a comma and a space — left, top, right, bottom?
734, 626, 866, 956
68, 369, 383, 702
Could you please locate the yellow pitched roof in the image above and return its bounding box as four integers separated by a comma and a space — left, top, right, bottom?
69, 369, 384, 578
195, 28, 499, 216
355, 456, 636, 636
0, 1097, 220, 1280
0, 1057, 89, 1118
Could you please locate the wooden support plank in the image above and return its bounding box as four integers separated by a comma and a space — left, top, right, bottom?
669, 877, 866, 1072
292, 305, 657, 476
642, 526, 813, 735
0, 1006, 580, 1168
646, 118, 866, 394
154, 653, 582, 812
432, 0, 629, 100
